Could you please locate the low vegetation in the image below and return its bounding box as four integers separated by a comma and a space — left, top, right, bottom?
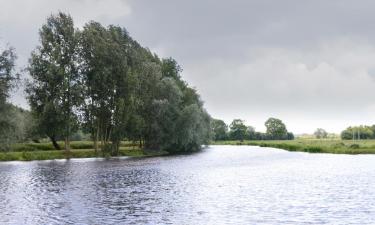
0, 141, 167, 161
214, 139, 375, 154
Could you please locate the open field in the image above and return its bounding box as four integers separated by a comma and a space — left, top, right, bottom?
213, 139, 375, 154
0, 141, 168, 161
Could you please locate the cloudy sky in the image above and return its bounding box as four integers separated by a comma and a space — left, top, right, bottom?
2, 0, 375, 134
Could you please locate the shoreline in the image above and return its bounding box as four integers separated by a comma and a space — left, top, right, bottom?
212, 140, 375, 154
3, 139, 375, 162
0, 148, 168, 162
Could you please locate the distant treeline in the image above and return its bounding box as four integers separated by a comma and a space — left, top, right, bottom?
0, 12, 211, 154
211, 118, 294, 141
341, 125, 375, 140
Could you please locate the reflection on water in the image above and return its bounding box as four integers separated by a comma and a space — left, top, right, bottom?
1, 145, 375, 224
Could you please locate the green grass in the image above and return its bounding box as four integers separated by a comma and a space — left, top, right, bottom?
0, 142, 168, 161
10, 141, 138, 151
213, 139, 375, 154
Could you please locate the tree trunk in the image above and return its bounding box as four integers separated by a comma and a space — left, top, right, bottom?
94, 137, 98, 154
94, 123, 99, 153
49, 136, 61, 150
64, 137, 70, 152
112, 140, 120, 156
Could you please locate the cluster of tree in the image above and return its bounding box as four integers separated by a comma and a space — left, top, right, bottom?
2, 12, 211, 154
211, 117, 294, 141
341, 125, 375, 140
314, 128, 328, 139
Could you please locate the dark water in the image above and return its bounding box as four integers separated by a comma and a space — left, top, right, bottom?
1, 145, 375, 224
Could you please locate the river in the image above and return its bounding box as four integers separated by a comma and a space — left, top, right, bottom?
1, 145, 375, 224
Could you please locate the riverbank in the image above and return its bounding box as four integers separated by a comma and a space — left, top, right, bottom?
213, 139, 375, 154
0, 141, 168, 161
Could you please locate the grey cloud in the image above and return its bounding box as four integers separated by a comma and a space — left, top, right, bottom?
2, 0, 375, 133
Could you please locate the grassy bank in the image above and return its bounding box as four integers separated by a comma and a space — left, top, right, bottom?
0, 141, 168, 161
213, 139, 375, 154
10, 141, 136, 152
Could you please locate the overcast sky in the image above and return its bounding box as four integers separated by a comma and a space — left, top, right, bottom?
2, 0, 375, 134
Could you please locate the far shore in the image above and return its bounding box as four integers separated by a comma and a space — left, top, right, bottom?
2, 139, 375, 162
212, 139, 375, 154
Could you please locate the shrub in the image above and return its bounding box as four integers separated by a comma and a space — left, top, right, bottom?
349, 144, 360, 149
304, 146, 323, 153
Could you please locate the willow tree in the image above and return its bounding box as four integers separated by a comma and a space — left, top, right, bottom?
0, 47, 17, 104
79, 21, 113, 152
141, 60, 211, 153
27, 12, 80, 151
0, 47, 18, 150
27, 13, 212, 154
80, 23, 134, 155
106, 25, 134, 155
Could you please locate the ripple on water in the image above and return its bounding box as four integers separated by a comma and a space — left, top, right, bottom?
1, 146, 375, 224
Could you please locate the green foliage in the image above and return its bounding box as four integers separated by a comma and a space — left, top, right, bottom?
27, 12, 81, 150
286, 132, 294, 140
25, 13, 211, 155
349, 144, 360, 149
211, 119, 228, 141
341, 125, 374, 140
265, 117, 288, 140
229, 119, 248, 141
0, 144, 167, 161
213, 118, 294, 141
0, 47, 19, 150
161, 58, 181, 80
0, 47, 18, 103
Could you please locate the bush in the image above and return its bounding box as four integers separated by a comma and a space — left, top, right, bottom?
303, 146, 323, 153
70, 141, 93, 149
333, 142, 345, 149
349, 144, 360, 149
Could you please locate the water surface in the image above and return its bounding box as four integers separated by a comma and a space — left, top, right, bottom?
1, 145, 375, 224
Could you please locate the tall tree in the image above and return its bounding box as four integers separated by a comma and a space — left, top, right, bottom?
0, 46, 18, 150
211, 119, 228, 141
265, 117, 288, 140
27, 12, 80, 151
0, 47, 17, 104
247, 126, 256, 140
27, 14, 212, 155
129, 61, 162, 148
141, 59, 211, 153
79, 21, 116, 152
229, 119, 248, 141
80, 23, 135, 155
106, 25, 134, 155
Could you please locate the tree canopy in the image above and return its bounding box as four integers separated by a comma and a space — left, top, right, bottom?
265, 118, 288, 140
229, 119, 248, 141
25, 12, 211, 154
0, 47, 19, 150
211, 119, 228, 141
